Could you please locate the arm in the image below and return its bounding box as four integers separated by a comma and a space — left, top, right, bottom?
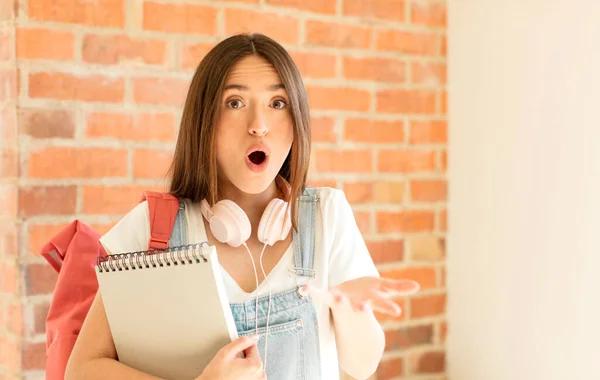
330, 288, 385, 380
64, 292, 162, 380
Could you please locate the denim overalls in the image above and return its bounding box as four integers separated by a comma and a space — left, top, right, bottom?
168, 188, 322, 380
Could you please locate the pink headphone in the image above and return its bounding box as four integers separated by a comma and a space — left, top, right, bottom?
199, 176, 292, 247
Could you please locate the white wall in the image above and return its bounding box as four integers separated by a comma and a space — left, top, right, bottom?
447, 1, 600, 379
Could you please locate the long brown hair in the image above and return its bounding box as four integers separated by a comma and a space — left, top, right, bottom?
168, 33, 311, 231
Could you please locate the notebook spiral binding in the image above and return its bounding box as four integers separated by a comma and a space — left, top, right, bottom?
96, 242, 211, 273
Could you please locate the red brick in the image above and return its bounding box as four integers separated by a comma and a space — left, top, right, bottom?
0, 147, 18, 178
0, 69, 16, 102
440, 149, 447, 171
410, 293, 446, 318
379, 266, 437, 289
19, 185, 77, 217
29, 72, 125, 103
0, 262, 18, 293
344, 182, 373, 204
306, 20, 371, 48
410, 179, 447, 202
409, 350, 446, 373
225, 9, 299, 45
143, 2, 217, 35
86, 112, 175, 142
266, 0, 336, 14
376, 210, 435, 233
133, 149, 174, 179
306, 179, 337, 188
27, 146, 128, 179
25, 263, 58, 295
343, 56, 406, 83
411, 1, 447, 27
28, 223, 67, 255
409, 120, 447, 144
354, 211, 371, 234
1, 107, 17, 141
343, 0, 405, 22
7, 301, 23, 336
0, 186, 18, 217
22, 342, 46, 370
344, 180, 405, 205
0, 32, 10, 60
441, 265, 446, 287
373, 181, 405, 203
0, 336, 20, 373
440, 320, 447, 343
19, 108, 75, 138
28, 0, 125, 27
180, 42, 213, 70
315, 149, 372, 173
385, 324, 433, 350
311, 116, 336, 143
1, 224, 18, 256
132, 77, 190, 107
89, 223, 115, 236
366, 239, 404, 264
220, 0, 259, 3
377, 358, 403, 379
33, 302, 49, 334
378, 149, 436, 173
441, 34, 447, 56
376, 89, 436, 114
82, 184, 166, 215
375, 29, 438, 55
83, 34, 166, 65
17, 28, 74, 60
307, 86, 370, 112
344, 119, 404, 143
438, 208, 447, 231
290, 51, 337, 79
409, 236, 445, 261
0, 0, 13, 21
440, 90, 447, 114
411, 61, 446, 85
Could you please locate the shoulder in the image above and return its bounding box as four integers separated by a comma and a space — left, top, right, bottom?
99, 201, 151, 255
311, 186, 352, 214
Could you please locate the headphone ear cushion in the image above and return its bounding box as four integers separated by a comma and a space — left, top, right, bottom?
210, 200, 251, 247
258, 199, 290, 246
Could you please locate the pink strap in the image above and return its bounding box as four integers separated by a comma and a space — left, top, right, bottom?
140, 191, 180, 250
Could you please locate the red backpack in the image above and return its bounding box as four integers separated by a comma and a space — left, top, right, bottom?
39, 191, 180, 379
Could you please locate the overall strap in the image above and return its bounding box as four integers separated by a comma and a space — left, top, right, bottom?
290, 187, 319, 278
140, 191, 180, 250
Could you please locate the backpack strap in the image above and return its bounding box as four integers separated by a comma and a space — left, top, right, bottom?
140, 191, 180, 250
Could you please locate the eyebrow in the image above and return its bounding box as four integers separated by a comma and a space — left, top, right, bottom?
223, 83, 285, 91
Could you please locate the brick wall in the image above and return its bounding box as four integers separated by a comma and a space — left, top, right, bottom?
0, 0, 447, 379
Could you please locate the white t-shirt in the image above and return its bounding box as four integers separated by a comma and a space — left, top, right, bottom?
99, 187, 379, 379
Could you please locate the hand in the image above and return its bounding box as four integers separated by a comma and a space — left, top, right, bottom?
195, 335, 266, 380
301, 276, 420, 317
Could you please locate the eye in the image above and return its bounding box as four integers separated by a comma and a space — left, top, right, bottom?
226, 99, 245, 109
271, 99, 288, 110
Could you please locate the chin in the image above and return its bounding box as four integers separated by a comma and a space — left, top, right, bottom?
230, 173, 279, 195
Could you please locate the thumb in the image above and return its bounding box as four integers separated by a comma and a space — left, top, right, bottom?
221, 335, 260, 359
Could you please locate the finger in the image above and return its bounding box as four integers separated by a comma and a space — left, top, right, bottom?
369, 298, 403, 316
244, 342, 261, 362
222, 335, 260, 359
378, 278, 420, 295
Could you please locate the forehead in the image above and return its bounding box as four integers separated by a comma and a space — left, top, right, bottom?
224, 55, 283, 87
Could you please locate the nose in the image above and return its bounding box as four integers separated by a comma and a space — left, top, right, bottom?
248, 106, 269, 137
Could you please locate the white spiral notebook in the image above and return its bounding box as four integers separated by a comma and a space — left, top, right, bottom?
95, 242, 239, 380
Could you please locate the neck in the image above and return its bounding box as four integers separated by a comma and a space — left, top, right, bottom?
217, 177, 280, 227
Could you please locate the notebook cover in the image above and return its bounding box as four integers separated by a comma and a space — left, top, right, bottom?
96, 245, 238, 380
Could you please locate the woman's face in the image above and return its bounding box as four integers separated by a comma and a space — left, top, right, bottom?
215, 54, 294, 195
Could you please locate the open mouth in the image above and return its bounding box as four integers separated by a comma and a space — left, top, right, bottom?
248, 150, 267, 166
